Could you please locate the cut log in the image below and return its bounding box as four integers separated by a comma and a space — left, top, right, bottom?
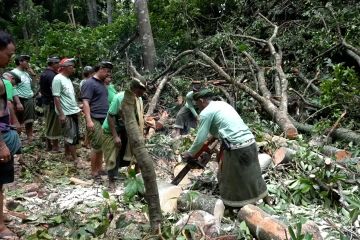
258, 153, 272, 171
237, 204, 289, 240
320, 146, 351, 161
273, 147, 332, 166
69, 177, 92, 186
237, 205, 323, 240
157, 181, 182, 213
177, 190, 225, 221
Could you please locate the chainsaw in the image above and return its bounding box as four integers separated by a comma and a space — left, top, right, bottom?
171, 138, 219, 185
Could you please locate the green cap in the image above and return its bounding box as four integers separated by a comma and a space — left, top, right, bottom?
193, 89, 213, 100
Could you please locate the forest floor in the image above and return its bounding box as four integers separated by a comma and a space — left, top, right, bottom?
2, 117, 359, 240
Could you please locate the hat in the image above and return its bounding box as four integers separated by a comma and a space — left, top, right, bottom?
59, 58, 75, 67
16, 54, 30, 62
131, 77, 147, 90
47, 56, 60, 64
83, 65, 94, 73
193, 89, 213, 100
99, 61, 113, 69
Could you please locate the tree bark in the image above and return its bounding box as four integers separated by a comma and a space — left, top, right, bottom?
86, 0, 98, 27
19, 0, 29, 39
107, 0, 113, 24
135, 0, 156, 71
122, 90, 162, 232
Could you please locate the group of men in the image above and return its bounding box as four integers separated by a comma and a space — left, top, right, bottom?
0, 30, 269, 237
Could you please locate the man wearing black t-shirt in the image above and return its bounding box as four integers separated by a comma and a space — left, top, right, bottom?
81, 61, 113, 178
39, 57, 62, 151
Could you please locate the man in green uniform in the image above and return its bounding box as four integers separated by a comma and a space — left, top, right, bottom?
173, 81, 201, 136
182, 89, 268, 208
102, 78, 146, 187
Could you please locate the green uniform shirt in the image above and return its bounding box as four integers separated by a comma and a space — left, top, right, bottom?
3, 79, 13, 101
107, 84, 117, 105
52, 73, 80, 116
184, 91, 198, 118
11, 68, 33, 99
102, 92, 125, 134
188, 101, 254, 155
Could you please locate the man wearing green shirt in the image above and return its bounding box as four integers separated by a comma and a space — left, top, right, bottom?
11, 54, 36, 143
52, 58, 80, 162
183, 89, 268, 208
173, 81, 201, 136
102, 78, 146, 187
2, 72, 21, 132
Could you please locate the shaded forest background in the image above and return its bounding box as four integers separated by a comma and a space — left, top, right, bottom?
1, 0, 360, 139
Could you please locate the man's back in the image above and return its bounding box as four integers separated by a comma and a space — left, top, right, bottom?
39, 68, 57, 104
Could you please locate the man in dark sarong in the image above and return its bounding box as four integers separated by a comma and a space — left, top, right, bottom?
182, 89, 268, 208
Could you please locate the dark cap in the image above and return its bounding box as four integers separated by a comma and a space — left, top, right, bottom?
16, 54, 30, 62
59, 58, 75, 67
193, 89, 213, 100
47, 56, 60, 64
83, 65, 94, 74
99, 61, 113, 69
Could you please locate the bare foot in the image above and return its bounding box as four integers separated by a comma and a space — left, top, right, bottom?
0, 226, 18, 239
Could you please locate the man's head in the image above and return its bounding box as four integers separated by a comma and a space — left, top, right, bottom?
47, 56, 60, 71
58, 58, 75, 77
0, 31, 15, 68
130, 78, 146, 97
94, 61, 113, 81
192, 81, 202, 92
2, 71, 21, 86
193, 89, 213, 110
83, 65, 94, 78
15, 54, 30, 69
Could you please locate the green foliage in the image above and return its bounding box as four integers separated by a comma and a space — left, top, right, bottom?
320, 64, 360, 119
124, 168, 145, 202
288, 222, 313, 240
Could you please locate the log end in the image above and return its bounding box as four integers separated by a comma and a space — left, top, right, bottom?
273, 147, 287, 166
285, 127, 298, 140
335, 150, 352, 161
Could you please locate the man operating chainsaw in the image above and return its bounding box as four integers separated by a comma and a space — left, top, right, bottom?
182, 89, 268, 208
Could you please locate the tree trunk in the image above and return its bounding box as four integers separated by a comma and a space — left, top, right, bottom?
135, 0, 156, 71
19, 0, 29, 39
177, 191, 225, 221
86, 0, 98, 27
121, 90, 162, 232
107, 0, 113, 24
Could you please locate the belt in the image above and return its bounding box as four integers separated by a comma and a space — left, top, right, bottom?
229, 138, 255, 150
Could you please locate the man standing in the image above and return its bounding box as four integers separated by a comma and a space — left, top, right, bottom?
102, 78, 146, 187
173, 81, 201, 136
2, 72, 21, 132
39, 56, 62, 151
0, 30, 22, 239
183, 89, 268, 208
52, 58, 80, 162
11, 54, 36, 143
81, 61, 113, 178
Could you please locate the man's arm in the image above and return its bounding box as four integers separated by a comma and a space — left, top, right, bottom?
187, 114, 212, 155
54, 96, 65, 125
82, 99, 94, 130
8, 101, 21, 133
108, 114, 121, 148
0, 81, 10, 162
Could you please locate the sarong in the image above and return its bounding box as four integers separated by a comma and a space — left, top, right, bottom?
16, 97, 35, 124
174, 106, 197, 134
63, 114, 80, 145
219, 142, 268, 207
87, 118, 104, 151
0, 130, 21, 184
44, 103, 62, 140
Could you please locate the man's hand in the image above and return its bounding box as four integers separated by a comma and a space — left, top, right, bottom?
16, 103, 24, 112
87, 120, 95, 131
113, 136, 122, 148
14, 121, 22, 133
59, 114, 66, 125
181, 151, 193, 161
0, 141, 11, 163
